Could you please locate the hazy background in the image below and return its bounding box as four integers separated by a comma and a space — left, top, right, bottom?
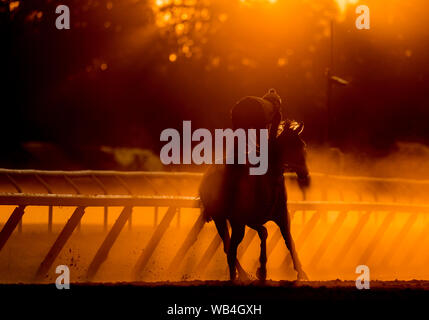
2, 0, 429, 283
2, 0, 429, 170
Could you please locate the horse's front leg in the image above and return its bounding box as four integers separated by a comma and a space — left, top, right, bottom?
227, 224, 245, 280
257, 226, 268, 280
276, 211, 308, 280
214, 219, 248, 280
251, 225, 268, 281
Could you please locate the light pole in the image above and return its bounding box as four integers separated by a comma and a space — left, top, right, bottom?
325, 18, 349, 145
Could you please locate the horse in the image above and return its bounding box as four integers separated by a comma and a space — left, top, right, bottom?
198, 120, 310, 281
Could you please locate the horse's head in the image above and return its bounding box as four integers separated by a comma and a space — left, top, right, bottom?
274, 121, 310, 187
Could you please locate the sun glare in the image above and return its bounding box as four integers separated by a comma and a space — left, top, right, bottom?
335, 0, 359, 14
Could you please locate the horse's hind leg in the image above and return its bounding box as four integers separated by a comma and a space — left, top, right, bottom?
254, 225, 268, 281
275, 212, 308, 280
214, 219, 248, 280
214, 218, 230, 253
227, 223, 245, 280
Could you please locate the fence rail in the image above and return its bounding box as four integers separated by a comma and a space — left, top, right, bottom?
1, 168, 429, 281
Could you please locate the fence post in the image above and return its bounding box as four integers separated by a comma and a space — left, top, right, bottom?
133, 206, 176, 279
378, 211, 418, 268
308, 211, 347, 268
128, 210, 133, 231
35, 206, 86, 280
154, 206, 158, 226
87, 207, 133, 280
104, 207, 108, 231
0, 205, 26, 252
359, 211, 396, 264
177, 208, 181, 228
48, 206, 53, 233
167, 213, 205, 272
334, 211, 371, 267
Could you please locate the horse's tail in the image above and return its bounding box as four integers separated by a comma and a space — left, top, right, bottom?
196, 196, 213, 223
199, 165, 227, 223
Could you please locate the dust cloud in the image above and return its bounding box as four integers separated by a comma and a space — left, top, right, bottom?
0, 143, 428, 283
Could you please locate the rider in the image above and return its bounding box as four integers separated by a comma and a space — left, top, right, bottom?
230, 88, 309, 197
204, 89, 309, 222
231, 88, 282, 141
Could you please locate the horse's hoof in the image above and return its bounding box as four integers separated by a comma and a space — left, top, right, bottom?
297, 270, 309, 281
256, 267, 267, 281
238, 270, 251, 281
229, 271, 237, 281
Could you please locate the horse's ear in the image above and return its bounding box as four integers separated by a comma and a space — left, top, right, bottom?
295, 122, 304, 135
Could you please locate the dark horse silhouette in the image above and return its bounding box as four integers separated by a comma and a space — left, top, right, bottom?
199, 120, 310, 281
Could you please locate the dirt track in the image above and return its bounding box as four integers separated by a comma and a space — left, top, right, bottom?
113, 279, 429, 289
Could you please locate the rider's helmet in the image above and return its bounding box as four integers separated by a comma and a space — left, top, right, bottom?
231, 88, 283, 130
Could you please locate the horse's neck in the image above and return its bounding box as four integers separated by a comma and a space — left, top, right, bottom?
268, 141, 285, 178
